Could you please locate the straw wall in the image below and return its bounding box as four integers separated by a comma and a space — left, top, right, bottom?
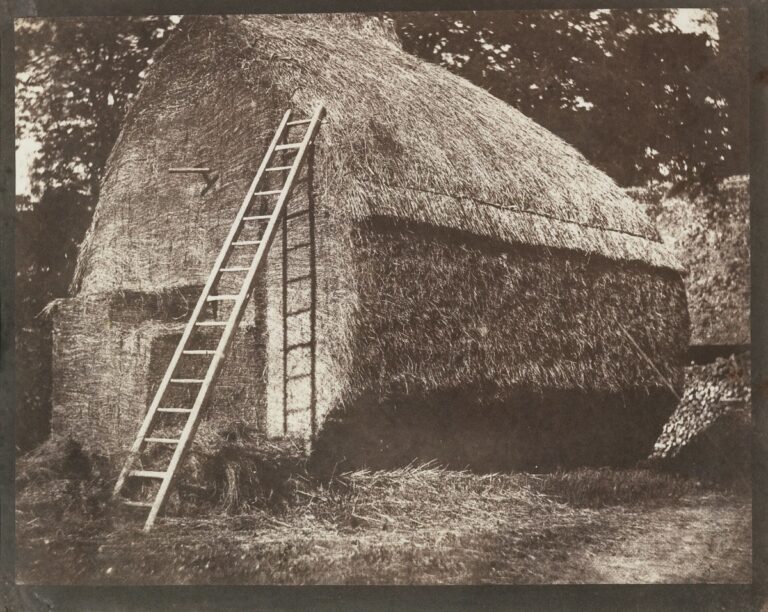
51, 291, 267, 456
263, 214, 689, 465
310, 219, 688, 470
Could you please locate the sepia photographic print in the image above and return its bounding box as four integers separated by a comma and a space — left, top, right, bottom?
7, 5, 757, 600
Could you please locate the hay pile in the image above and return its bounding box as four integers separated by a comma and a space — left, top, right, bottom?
16, 424, 310, 525
16, 435, 115, 524
54, 14, 688, 460
50, 290, 268, 456
74, 14, 681, 297
652, 353, 750, 482
300, 462, 560, 534
178, 424, 308, 514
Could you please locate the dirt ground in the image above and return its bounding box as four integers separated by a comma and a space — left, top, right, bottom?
14, 465, 751, 585
582, 502, 751, 583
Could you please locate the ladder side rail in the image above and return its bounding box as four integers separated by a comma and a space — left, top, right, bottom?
113, 110, 293, 498
143, 106, 324, 529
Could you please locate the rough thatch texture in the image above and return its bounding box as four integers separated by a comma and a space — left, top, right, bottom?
73, 18, 289, 294
305, 220, 687, 470
51, 292, 267, 456
263, 213, 688, 464
56, 14, 690, 462
231, 14, 681, 271
74, 14, 681, 297
349, 221, 687, 396
627, 175, 749, 346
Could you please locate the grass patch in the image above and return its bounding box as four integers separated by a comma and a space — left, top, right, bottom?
15, 442, 749, 584
526, 467, 704, 509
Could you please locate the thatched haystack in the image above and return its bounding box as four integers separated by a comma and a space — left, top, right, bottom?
53, 14, 688, 469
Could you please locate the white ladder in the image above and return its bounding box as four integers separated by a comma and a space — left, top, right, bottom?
112, 105, 325, 531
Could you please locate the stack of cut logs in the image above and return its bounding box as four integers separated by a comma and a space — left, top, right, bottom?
653, 352, 750, 459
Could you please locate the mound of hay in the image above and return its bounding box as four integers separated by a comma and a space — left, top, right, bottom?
178, 423, 308, 514
16, 435, 115, 522
52, 14, 688, 468
17, 425, 311, 524
51, 290, 267, 456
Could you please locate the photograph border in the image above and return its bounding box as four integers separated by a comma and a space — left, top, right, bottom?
1, 0, 764, 609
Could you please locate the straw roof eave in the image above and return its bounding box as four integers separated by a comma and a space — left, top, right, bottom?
222, 14, 683, 273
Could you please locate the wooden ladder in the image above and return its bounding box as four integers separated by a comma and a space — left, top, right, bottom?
112, 105, 325, 531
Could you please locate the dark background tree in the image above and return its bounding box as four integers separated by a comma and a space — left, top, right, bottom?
14, 11, 747, 452
16, 16, 174, 198
15, 16, 174, 450
393, 9, 747, 191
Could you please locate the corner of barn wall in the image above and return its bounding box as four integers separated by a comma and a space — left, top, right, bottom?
51, 290, 269, 458
51, 19, 289, 457
264, 142, 359, 441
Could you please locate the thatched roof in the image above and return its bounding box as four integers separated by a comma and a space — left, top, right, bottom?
628, 175, 749, 346
74, 14, 681, 294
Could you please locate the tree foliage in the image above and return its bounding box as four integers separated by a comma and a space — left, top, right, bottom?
14, 17, 174, 452
16, 16, 174, 199
393, 9, 747, 190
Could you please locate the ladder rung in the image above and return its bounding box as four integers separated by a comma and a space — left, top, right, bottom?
287, 274, 312, 284
129, 470, 167, 479
287, 306, 312, 317
286, 242, 311, 252
286, 372, 310, 381
114, 104, 327, 532
145, 437, 180, 445
206, 295, 239, 302
122, 500, 154, 508
286, 209, 311, 221
286, 341, 313, 351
